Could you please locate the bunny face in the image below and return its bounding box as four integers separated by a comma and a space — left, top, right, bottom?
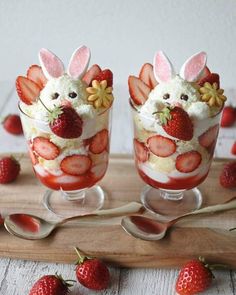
40, 74, 87, 109
38, 46, 90, 109
141, 51, 210, 120
150, 75, 200, 108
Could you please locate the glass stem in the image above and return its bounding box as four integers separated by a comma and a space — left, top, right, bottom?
61, 189, 86, 201
160, 189, 184, 201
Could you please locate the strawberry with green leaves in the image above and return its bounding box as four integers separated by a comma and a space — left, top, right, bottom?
175, 257, 224, 295
74, 247, 110, 290
0, 156, 20, 184
28, 274, 74, 295
156, 106, 193, 141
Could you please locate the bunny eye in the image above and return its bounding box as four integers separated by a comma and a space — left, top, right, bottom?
180, 94, 189, 101
52, 92, 60, 100
163, 93, 170, 100
69, 92, 77, 99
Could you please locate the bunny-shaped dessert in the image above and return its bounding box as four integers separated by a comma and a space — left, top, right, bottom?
141, 51, 211, 120
39, 46, 90, 110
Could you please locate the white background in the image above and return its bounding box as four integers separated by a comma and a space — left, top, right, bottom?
0, 0, 236, 88
0, 0, 236, 154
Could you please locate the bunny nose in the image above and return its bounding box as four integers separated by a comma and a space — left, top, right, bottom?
173, 102, 182, 108
61, 99, 72, 107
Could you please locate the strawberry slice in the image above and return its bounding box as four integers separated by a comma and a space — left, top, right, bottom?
198, 73, 220, 87
94, 69, 113, 87
28, 147, 39, 165
27, 65, 47, 89
176, 151, 202, 173
197, 66, 211, 82
147, 135, 176, 157
33, 137, 60, 160
134, 139, 149, 162
139, 63, 158, 89
128, 76, 151, 105
198, 124, 219, 148
16, 76, 41, 105
89, 129, 109, 154
60, 155, 92, 176
82, 64, 101, 86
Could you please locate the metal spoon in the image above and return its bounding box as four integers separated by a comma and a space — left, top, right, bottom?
121, 197, 236, 241
4, 202, 143, 240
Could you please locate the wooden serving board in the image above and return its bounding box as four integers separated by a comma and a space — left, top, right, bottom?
0, 154, 236, 268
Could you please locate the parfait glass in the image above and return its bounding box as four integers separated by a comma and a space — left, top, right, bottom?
19, 103, 111, 217
130, 100, 222, 220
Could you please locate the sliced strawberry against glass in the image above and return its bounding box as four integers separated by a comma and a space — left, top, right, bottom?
147, 135, 176, 157
33, 137, 60, 160
134, 139, 149, 162
27, 65, 47, 89
28, 146, 39, 165
139, 63, 158, 89
16, 76, 41, 105
82, 64, 102, 86
198, 124, 219, 148
176, 150, 202, 173
128, 76, 151, 105
89, 129, 109, 154
60, 155, 92, 176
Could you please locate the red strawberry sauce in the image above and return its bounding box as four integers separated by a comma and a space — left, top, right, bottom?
138, 167, 209, 190
10, 214, 40, 233
34, 168, 106, 191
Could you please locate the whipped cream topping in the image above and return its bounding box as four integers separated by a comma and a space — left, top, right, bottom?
140, 75, 211, 120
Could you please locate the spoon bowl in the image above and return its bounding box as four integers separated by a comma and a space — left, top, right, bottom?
121, 197, 236, 241
4, 202, 143, 240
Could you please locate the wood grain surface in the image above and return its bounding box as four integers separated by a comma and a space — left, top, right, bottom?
0, 154, 236, 268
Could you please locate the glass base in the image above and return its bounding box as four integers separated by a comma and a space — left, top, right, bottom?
43, 185, 105, 218
141, 185, 202, 221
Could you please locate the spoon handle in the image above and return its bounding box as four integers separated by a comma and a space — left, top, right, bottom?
60, 202, 144, 224
170, 196, 236, 225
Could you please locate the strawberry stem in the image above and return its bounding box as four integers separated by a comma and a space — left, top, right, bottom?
74, 247, 83, 260
38, 97, 52, 113
74, 247, 90, 264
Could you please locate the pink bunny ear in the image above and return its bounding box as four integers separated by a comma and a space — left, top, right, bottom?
180, 51, 207, 82
39, 48, 64, 79
67, 46, 91, 79
153, 51, 175, 83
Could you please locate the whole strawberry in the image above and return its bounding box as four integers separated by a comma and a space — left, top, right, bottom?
220, 106, 236, 127
220, 161, 236, 188
29, 274, 73, 295
2, 114, 23, 135
0, 214, 4, 225
175, 257, 213, 295
0, 156, 20, 184
75, 248, 110, 290
48, 106, 83, 139
158, 106, 193, 141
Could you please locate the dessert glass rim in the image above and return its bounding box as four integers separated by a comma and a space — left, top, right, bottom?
18, 101, 112, 123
